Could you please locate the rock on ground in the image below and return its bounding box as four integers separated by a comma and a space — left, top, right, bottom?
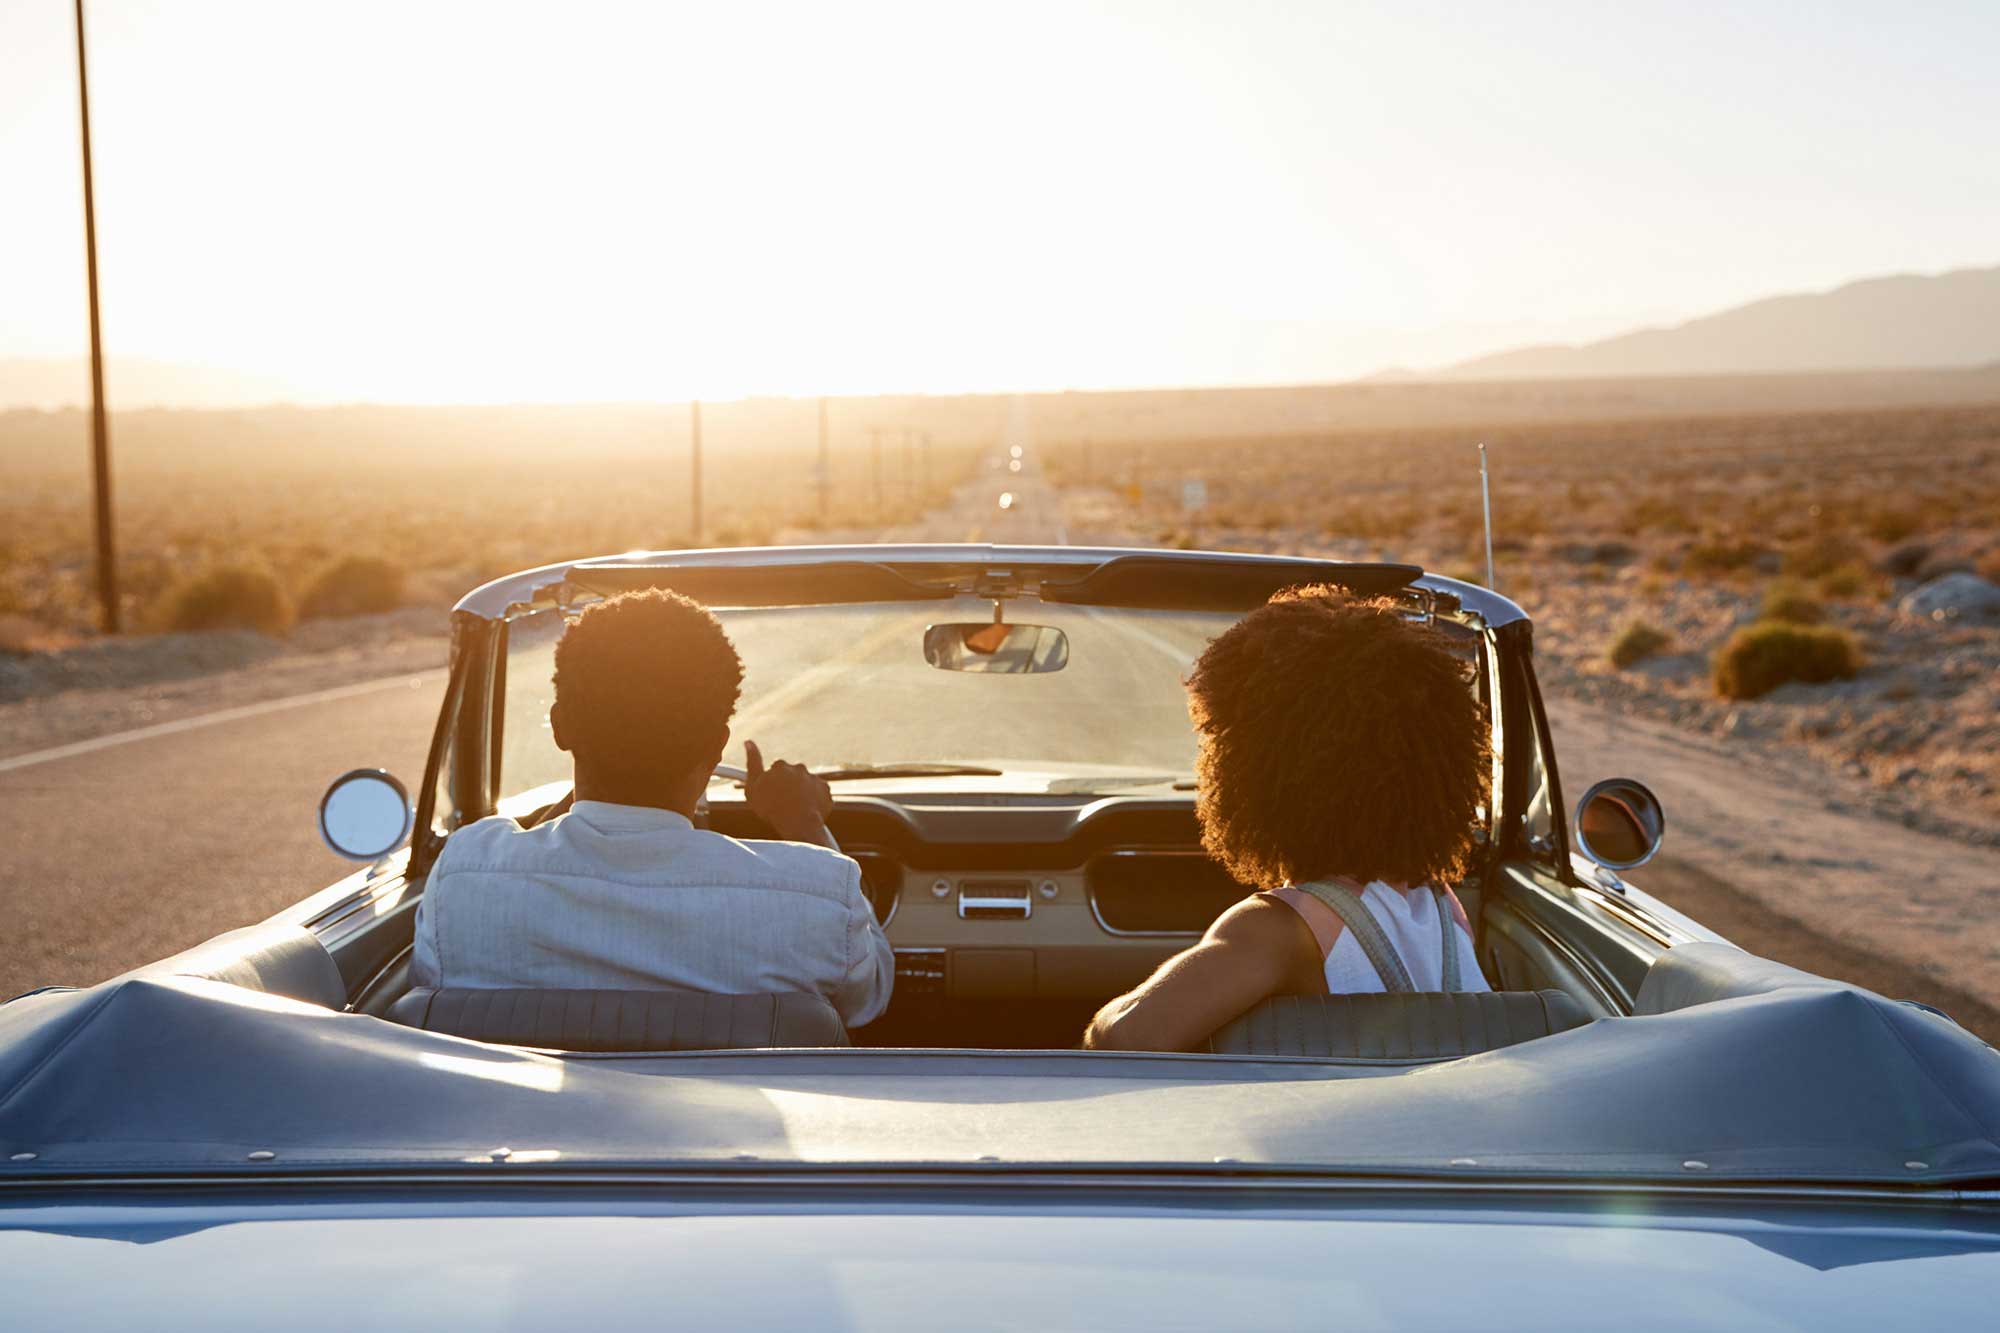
1898, 572, 2000, 623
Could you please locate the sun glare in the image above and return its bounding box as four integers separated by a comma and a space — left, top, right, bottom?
6, 2, 1996, 406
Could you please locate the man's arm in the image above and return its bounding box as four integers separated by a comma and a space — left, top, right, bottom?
834, 895, 897, 1027
1082, 896, 1319, 1051
743, 739, 837, 848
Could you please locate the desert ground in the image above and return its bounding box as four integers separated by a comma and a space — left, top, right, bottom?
3, 375, 1998, 1038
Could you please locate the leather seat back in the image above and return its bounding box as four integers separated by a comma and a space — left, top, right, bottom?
388, 987, 851, 1051
1206, 989, 1588, 1058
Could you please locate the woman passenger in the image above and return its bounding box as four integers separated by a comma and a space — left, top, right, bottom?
1083, 586, 1492, 1051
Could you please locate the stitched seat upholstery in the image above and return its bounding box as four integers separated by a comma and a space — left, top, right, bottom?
388, 987, 851, 1051
1206, 989, 1588, 1058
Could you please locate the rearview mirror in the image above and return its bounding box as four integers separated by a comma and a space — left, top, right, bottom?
318, 769, 414, 862
1574, 778, 1665, 872
923, 622, 1070, 674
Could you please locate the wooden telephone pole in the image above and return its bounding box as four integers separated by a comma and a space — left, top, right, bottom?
869, 427, 883, 517
75, 0, 119, 632
689, 400, 703, 543
817, 396, 830, 524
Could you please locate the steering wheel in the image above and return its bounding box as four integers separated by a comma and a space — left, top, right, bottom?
519, 762, 751, 829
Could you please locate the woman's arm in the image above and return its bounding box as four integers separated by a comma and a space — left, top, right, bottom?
1082, 895, 1321, 1051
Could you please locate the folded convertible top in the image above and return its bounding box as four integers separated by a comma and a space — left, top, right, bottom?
3, 944, 1996, 1185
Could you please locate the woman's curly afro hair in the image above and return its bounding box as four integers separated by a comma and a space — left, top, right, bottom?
553, 589, 744, 778
1186, 586, 1490, 891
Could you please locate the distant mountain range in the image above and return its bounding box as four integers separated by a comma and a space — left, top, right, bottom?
1433, 266, 2000, 381
5, 266, 1997, 409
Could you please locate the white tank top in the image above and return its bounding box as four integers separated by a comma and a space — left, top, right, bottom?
1268, 881, 1491, 994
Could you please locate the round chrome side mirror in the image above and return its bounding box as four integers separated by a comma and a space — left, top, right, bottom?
1574, 778, 1665, 872
318, 769, 413, 862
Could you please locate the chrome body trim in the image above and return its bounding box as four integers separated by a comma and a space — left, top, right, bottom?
2, 1167, 1990, 1209
957, 881, 1034, 920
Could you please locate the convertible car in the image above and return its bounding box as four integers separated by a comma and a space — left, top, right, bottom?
5, 543, 1999, 1328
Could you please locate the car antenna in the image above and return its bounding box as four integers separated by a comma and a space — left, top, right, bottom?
1478, 442, 1497, 593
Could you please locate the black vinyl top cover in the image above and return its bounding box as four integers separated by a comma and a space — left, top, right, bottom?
3, 944, 1997, 1185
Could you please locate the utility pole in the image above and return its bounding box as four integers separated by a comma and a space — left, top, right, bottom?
922, 431, 932, 495
817, 396, 830, 525
903, 428, 916, 505
870, 427, 882, 518
74, 0, 118, 633
690, 400, 703, 543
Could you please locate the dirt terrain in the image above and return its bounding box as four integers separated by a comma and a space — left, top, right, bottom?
1050, 403, 2000, 830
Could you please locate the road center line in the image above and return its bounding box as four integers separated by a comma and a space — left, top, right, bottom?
0, 672, 441, 775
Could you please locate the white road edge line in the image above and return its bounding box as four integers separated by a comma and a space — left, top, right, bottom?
0, 672, 440, 775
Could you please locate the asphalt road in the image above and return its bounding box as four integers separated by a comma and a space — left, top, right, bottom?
3, 672, 442, 995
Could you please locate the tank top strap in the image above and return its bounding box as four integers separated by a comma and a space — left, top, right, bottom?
1433, 886, 1461, 992
1291, 879, 1416, 994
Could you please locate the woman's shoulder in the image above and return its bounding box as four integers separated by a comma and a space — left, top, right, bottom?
1218, 892, 1323, 943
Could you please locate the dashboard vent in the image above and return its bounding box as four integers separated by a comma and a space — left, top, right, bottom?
1087, 851, 1247, 935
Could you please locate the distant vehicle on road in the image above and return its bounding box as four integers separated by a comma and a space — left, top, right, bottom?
6, 543, 1998, 1328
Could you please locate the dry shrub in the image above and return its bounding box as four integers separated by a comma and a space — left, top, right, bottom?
1683, 538, 1768, 577
1863, 507, 1923, 543
1977, 548, 2000, 583
299, 554, 404, 620
0, 613, 40, 656
1759, 582, 1824, 625
1621, 496, 1696, 535
161, 564, 293, 635
1816, 563, 1878, 600
1713, 623, 1861, 700
1783, 532, 1865, 580
1606, 620, 1672, 669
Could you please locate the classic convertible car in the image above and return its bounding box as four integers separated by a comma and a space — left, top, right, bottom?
5, 543, 1999, 1328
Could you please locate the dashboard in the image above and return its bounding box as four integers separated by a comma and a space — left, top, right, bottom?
702, 794, 1247, 1006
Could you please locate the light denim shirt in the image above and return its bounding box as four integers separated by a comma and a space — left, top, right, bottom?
411, 801, 894, 1026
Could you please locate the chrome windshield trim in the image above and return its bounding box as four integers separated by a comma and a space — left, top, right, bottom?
450, 544, 1528, 626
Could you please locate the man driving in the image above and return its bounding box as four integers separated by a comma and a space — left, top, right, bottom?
410, 589, 894, 1026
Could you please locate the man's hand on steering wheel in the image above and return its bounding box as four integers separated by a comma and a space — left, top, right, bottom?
743, 740, 836, 847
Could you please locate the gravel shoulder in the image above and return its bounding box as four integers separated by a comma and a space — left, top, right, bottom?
1, 611, 447, 761
1549, 695, 2000, 1017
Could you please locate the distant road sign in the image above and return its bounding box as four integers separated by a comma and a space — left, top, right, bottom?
1182, 478, 1208, 512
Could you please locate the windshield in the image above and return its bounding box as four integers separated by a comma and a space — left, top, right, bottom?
500, 597, 1244, 796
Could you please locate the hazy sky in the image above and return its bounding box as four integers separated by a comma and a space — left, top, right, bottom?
3, 0, 1996, 403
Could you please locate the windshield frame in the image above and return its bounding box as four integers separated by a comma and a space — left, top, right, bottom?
415, 546, 1535, 869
